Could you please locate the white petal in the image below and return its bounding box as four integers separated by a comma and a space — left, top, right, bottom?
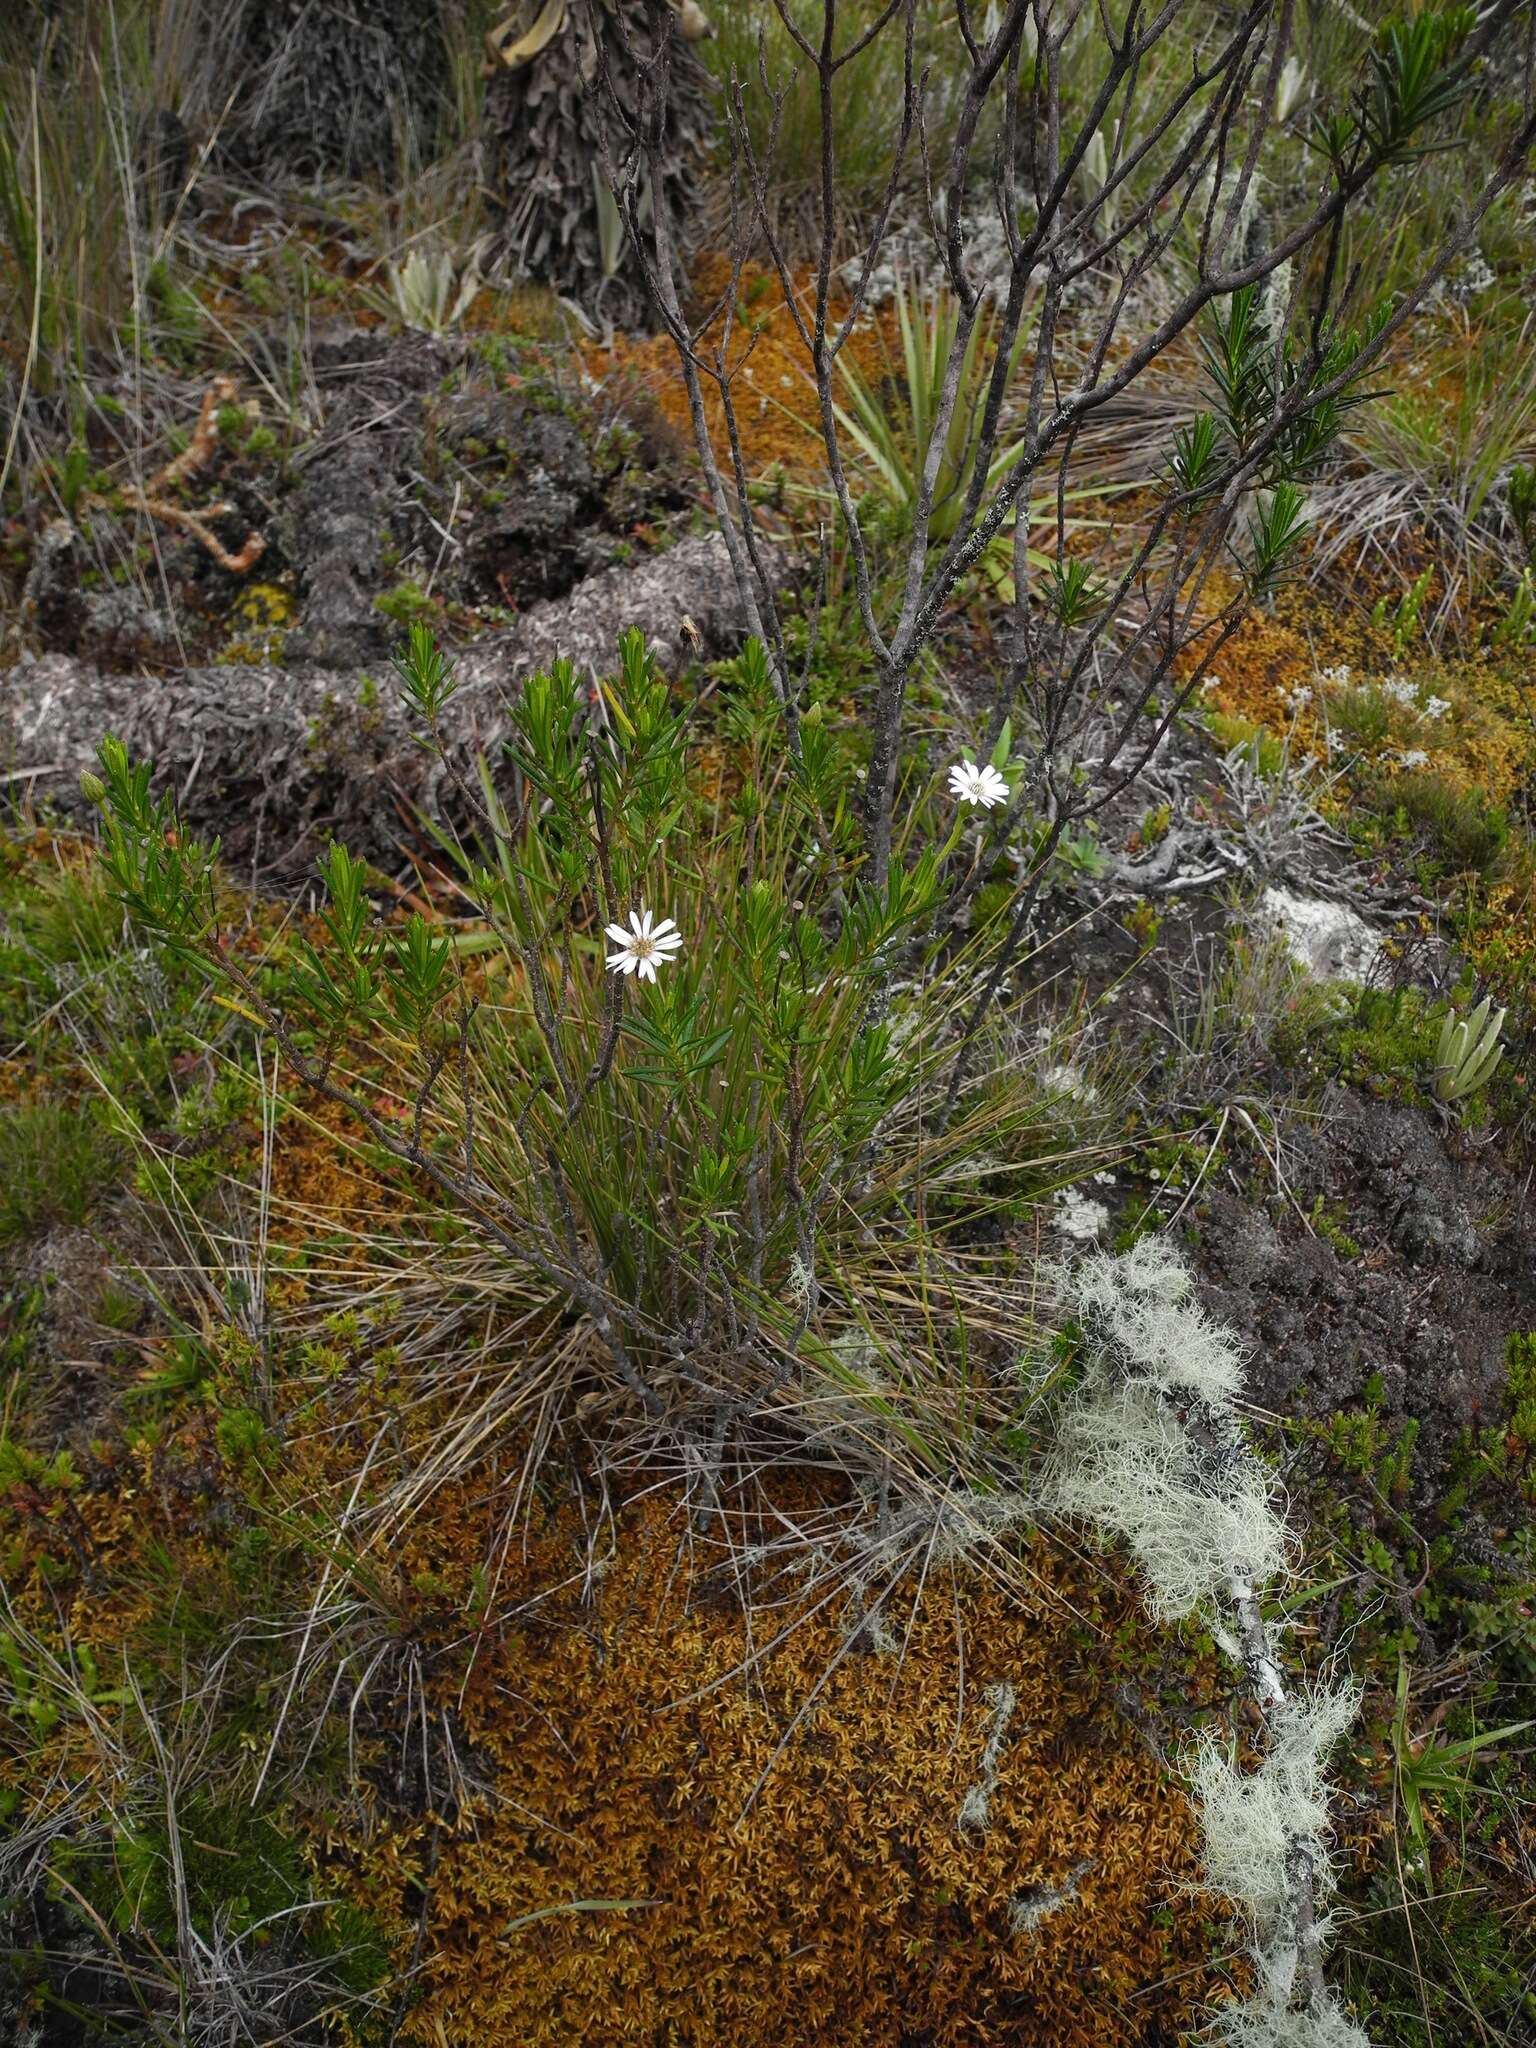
637, 957, 656, 982
634, 908, 654, 938
650, 918, 678, 940
605, 923, 632, 947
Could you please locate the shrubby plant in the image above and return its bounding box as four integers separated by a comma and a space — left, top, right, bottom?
89, 623, 1094, 1485
601, 0, 1536, 917
817, 270, 1117, 588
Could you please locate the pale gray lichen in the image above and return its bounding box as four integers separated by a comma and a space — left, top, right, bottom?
1008, 1857, 1095, 1937
1056, 1236, 1250, 1404
1043, 1240, 1369, 2047
1192, 1682, 1360, 1933
1045, 1382, 1286, 1622
957, 1680, 1018, 1834
1207, 1976, 1372, 2048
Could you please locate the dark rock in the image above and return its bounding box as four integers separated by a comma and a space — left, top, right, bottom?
443, 398, 599, 606
22, 520, 182, 666
1190, 1091, 1536, 1469
1388, 1185, 1481, 1268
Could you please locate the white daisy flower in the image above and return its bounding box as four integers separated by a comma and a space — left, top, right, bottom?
948, 759, 1009, 809
604, 907, 683, 983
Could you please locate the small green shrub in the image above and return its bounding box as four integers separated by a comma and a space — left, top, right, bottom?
1305, 1331, 1536, 2045
89, 625, 1103, 1485
1390, 769, 1508, 877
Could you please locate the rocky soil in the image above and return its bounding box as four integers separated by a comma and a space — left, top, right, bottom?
4, 328, 774, 873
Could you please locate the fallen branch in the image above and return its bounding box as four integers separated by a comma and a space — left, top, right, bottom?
84, 374, 266, 575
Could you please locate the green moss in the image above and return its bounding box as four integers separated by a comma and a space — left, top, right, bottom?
1308, 1195, 1361, 1261
1504, 1331, 1536, 1450
1321, 986, 1437, 1098
1136, 802, 1172, 849
242, 270, 279, 313
0, 1435, 78, 1493
214, 1405, 267, 1464
1203, 709, 1286, 776
971, 877, 1015, 932
374, 579, 438, 627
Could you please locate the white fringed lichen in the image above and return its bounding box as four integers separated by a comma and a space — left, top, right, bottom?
1208, 1974, 1373, 2048
1043, 1240, 1369, 2048
1048, 1381, 1286, 1623
957, 1680, 1018, 1834
1192, 1683, 1360, 1933
1059, 1233, 1250, 1404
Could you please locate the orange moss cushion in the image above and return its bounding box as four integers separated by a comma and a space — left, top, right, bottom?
364, 1485, 1218, 2047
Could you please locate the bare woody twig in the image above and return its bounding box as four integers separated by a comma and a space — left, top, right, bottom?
592, 0, 1536, 942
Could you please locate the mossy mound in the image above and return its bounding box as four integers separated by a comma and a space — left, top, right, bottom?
334, 1481, 1220, 2046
